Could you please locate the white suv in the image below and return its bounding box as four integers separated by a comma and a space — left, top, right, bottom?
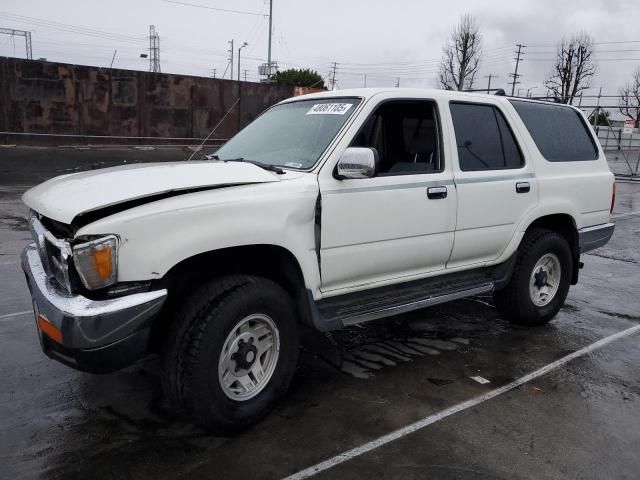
21, 88, 615, 432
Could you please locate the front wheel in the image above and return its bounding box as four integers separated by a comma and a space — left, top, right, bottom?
173, 276, 299, 433
493, 228, 573, 326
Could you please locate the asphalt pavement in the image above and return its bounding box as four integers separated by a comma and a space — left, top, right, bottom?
1, 147, 639, 480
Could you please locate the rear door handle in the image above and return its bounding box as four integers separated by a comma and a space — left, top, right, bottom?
427, 186, 447, 199
516, 182, 530, 193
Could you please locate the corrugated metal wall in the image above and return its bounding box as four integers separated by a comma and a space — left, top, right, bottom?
0, 57, 294, 144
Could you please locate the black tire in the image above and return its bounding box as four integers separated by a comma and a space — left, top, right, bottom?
493, 228, 573, 327
181, 276, 299, 433
161, 275, 252, 411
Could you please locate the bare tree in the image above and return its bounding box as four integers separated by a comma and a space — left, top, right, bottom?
545, 33, 596, 104
619, 68, 640, 128
438, 14, 482, 91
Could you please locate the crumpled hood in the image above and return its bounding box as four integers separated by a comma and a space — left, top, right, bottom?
22, 161, 281, 224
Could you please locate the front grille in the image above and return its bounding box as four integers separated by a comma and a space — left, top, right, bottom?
29, 211, 74, 293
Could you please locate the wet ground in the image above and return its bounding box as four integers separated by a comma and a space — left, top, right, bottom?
1, 148, 640, 479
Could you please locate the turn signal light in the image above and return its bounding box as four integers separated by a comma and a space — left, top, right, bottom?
37, 315, 62, 344
73, 235, 118, 290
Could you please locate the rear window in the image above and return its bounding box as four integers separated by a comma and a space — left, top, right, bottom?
509, 100, 598, 162
450, 102, 524, 171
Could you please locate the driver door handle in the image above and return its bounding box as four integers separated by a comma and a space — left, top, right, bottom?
516, 182, 530, 193
427, 186, 448, 199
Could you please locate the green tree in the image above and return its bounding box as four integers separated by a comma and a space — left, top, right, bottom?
271, 68, 325, 88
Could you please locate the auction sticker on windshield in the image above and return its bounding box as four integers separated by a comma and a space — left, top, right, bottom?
307, 103, 353, 115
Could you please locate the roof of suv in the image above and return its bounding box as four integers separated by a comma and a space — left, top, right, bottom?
280, 87, 575, 111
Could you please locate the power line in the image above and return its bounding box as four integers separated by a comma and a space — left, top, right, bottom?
0, 11, 146, 44
526, 39, 640, 47
162, 0, 266, 17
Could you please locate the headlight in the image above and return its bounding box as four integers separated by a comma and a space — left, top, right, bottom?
72, 235, 118, 290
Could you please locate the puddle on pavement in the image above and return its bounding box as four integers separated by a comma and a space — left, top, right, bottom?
305, 295, 512, 379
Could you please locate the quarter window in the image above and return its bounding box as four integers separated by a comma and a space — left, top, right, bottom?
509, 100, 598, 162
450, 102, 524, 171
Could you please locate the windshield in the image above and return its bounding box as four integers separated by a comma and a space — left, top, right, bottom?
214, 98, 361, 170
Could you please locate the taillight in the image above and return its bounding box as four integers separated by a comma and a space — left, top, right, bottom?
610, 182, 616, 214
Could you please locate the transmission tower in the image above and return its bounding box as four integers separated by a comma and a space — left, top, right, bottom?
0, 28, 32, 59
149, 25, 161, 73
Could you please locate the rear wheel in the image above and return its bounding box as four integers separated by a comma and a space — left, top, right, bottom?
493, 228, 573, 326
179, 276, 299, 433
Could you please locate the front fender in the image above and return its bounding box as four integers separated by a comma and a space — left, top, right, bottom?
76, 177, 321, 292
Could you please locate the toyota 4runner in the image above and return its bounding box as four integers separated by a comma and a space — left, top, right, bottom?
21, 89, 615, 432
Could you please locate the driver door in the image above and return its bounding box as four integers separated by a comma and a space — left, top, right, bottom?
318, 99, 456, 293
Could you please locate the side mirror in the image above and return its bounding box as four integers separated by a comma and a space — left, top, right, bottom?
335, 147, 377, 179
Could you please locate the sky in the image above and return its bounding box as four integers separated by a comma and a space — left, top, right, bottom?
0, 0, 639, 112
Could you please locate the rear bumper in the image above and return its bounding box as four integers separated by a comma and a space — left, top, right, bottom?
21, 243, 167, 373
579, 223, 615, 253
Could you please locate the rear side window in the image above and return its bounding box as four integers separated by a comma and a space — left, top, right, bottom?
509, 100, 598, 162
450, 102, 524, 171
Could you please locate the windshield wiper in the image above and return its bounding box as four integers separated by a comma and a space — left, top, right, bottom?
218, 157, 285, 174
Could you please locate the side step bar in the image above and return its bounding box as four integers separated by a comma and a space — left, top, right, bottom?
340, 283, 493, 326
305, 257, 517, 332
306, 269, 505, 332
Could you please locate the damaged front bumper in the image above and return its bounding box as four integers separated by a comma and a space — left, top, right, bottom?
21, 243, 167, 373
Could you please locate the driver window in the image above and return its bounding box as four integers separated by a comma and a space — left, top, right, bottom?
350, 100, 442, 175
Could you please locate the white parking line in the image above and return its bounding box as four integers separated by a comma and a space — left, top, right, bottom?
0, 260, 19, 266
283, 324, 640, 480
0, 310, 32, 321
612, 210, 640, 219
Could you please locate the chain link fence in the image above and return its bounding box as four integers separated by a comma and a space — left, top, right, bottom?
594, 126, 640, 179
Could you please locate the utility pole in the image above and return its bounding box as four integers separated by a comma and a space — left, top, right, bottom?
228, 40, 234, 80
484, 74, 498, 93
212, 68, 217, 79
394, 77, 400, 88
267, 0, 273, 81
329, 62, 338, 90
148, 25, 161, 72
363, 73, 367, 88
237, 42, 248, 81
593, 87, 602, 127
509, 44, 525, 96
0, 28, 33, 59
244, 69, 248, 82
